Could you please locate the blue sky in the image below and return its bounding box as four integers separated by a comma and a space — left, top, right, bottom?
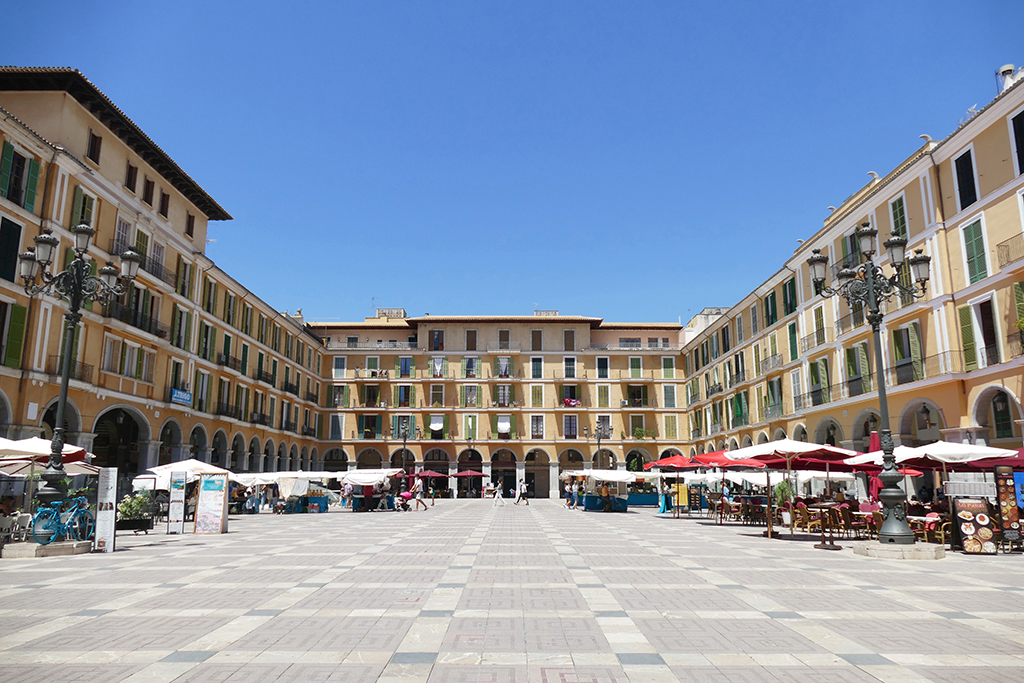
5, 1, 1019, 324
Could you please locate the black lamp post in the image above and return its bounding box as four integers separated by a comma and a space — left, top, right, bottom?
19, 225, 142, 505
595, 421, 610, 469
806, 222, 931, 544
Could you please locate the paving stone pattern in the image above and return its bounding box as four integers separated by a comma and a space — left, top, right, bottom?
1, 500, 1023, 682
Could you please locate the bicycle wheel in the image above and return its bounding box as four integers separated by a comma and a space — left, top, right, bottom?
70, 509, 95, 541
32, 509, 60, 545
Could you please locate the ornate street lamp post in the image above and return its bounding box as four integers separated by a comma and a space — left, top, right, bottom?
806, 222, 931, 544
595, 421, 610, 469
19, 225, 142, 505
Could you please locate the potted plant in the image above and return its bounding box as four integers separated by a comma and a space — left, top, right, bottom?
116, 493, 154, 532
774, 480, 793, 526
1013, 317, 1024, 345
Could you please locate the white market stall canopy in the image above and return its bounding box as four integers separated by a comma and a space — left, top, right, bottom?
133, 459, 235, 490
340, 468, 405, 486
560, 469, 636, 483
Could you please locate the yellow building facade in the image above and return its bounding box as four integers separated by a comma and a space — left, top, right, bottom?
680, 74, 1024, 457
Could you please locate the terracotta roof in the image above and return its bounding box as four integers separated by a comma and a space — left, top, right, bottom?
405, 315, 604, 325
0, 67, 231, 221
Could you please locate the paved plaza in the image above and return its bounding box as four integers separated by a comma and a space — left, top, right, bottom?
1, 500, 1023, 682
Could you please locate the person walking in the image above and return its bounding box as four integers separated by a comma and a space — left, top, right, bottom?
514, 479, 528, 505
564, 481, 572, 508
492, 482, 507, 507
570, 480, 580, 510
411, 476, 428, 511
343, 481, 354, 511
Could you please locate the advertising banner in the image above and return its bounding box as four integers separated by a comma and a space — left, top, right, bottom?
194, 473, 228, 535
94, 467, 117, 553
995, 466, 1021, 543
167, 471, 186, 535
953, 498, 997, 555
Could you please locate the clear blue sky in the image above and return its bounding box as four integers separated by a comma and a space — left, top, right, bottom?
5, 1, 1019, 324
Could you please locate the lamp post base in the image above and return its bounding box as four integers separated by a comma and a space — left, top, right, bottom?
878, 529, 917, 545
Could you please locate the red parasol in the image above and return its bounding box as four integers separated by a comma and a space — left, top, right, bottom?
410, 470, 448, 478
451, 470, 485, 478
693, 450, 766, 469
643, 454, 699, 470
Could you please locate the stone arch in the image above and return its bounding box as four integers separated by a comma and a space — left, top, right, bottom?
289, 444, 299, 471
897, 398, 946, 446
592, 446, 618, 469
230, 432, 246, 471
624, 449, 648, 472
558, 448, 585, 471
311, 447, 320, 471
756, 431, 769, 445
40, 395, 82, 440
248, 436, 261, 472
792, 423, 808, 442
356, 448, 382, 469
772, 427, 787, 442
158, 418, 184, 466
741, 435, 753, 448
391, 447, 416, 471
263, 438, 276, 472
696, 443, 705, 454
689, 446, 697, 458
422, 447, 450, 473
300, 445, 309, 470
658, 447, 682, 460
490, 448, 517, 494
323, 448, 348, 471
524, 449, 550, 499
92, 405, 150, 474
0, 387, 12, 437
716, 440, 726, 451
728, 437, 739, 451
276, 442, 287, 471
972, 385, 1023, 442
189, 424, 209, 462
457, 448, 483, 471
850, 408, 882, 452
210, 429, 229, 468
813, 417, 843, 446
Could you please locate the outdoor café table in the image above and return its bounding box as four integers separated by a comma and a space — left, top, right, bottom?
807, 503, 841, 550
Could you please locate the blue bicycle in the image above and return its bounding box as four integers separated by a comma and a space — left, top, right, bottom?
32, 496, 95, 545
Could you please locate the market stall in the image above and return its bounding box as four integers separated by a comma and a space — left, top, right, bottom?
560, 469, 634, 511
340, 468, 405, 511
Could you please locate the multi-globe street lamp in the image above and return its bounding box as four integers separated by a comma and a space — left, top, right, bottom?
806, 222, 931, 544
19, 224, 142, 505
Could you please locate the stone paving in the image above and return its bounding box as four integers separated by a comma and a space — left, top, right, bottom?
1, 499, 1023, 682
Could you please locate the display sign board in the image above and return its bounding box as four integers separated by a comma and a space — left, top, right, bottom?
170, 389, 192, 406
953, 498, 997, 554
673, 483, 688, 508
194, 473, 228, 534
1014, 472, 1024, 510
995, 466, 1021, 543
94, 467, 117, 553
688, 486, 702, 511
167, 471, 186, 535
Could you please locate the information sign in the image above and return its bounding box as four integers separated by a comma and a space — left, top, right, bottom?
953, 498, 997, 554
194, 473, 228, 535
995, 466, 1021, 543
94, 467, 117, 553
167, 471, 186, 535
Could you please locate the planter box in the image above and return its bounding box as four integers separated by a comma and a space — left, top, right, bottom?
116, 518, 154, 532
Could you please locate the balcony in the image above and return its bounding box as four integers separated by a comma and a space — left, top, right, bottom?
687, 392, 700, 407
354, 368, 390, 379
764, 402, 783, 420
709, 422, 722, 435
588, 342, 683, 351
215, 402, 241, 420
325, 340, 417, 350
283, 381, 300, 396
831, 254, 860, 281
256, 369, 275, 385
835, 308, 867, 336
1008, 333, 1023, 360
997, 232, 1024, 268
801, 328, 831, 353
104, 301, 169, 339
216, 353, 243, 373
706, 382, 723, 398
883, 350, 965, 386
760, 354, 783, 374
250, 412, 270, 426
793, 384, 841, 409
282, 419, 297, 433
690, 428, 702, 439
305, 390, 319, 403
46, 355, 93, 383
301, 425, 317, 437
732, 412, 750, 427
486, 342, 521, 352
727, 370, 746, 389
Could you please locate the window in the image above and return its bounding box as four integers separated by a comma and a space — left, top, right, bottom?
0, 143, 39, 210
530, 384, 543, 408
0, 217, 23, 283
563, 330, 575, 351
170, 306, 191, 350
463, 384, 479, 407
123, 161, 138, 192
1012, 110, 1024, 176
496, 384, 512, 407
764, 291, 778, 326
465, 329, 476, 351
958, 303, 998, 371
202, 278, 217, 313
809, 357, 831, 405
597, 356, 609, 379
662, 357, 674, 379
496, 356, 511, 378
87, 130, 102, 163
993, 392, 1014, 438
142, 177, 154, 205
430, 330, 444, 351
664, 415, 678, 440
464, 415, 477, 440
396, 385, 412, 408
597, 385, 610, 408
736, 315, 744, 343
563, 415, 578, 439
629, 356, 641, 378
962, 219, 988, 284
197, 322, 216, 361
630, 414, 645, 435
845, 341, 872, 397
531, 329, 542, 351
954, 149, 978, 211
750, 304, 759, 335
782, 278, 797, 315
563, 357, 576, 379
430, 384, 444, 406
890, 195, 908, 238
788, 322, 798, 361
627, 384, 647, 407
463, 356, 478, 378
531, 357, 543, 379
242, 305, 253, 335
185, 212, 195, 238
333, 356, 346, 379
498, 329, 510, 349
223, 292, 236, 327
158, 190, 170, 217
721, 325, 730, 353
619, 337, 640, 348
329, 414, 344, 440
663, 385, 676, 409
596, 414, 611, 437
70, 186, 94, 227
531, 415, 544, 439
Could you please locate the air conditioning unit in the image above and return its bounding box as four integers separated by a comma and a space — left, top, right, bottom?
620, 400, 628, 407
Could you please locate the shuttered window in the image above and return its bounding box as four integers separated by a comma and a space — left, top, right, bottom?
890, 196, 908, 238
954, 150, 978, 210
962, 220, 987, 284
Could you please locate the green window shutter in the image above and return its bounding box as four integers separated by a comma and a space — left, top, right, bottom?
359, 385, 366, 405
375, 415, 383, 438
409, 358, 415, 375
818, 358, 830, 402
23, 158, 40, 212
136, 347, 144, 379
342, 385, 350, 407
393, 385, 399, 406
171, 305, 180, 344
459, 385, 466, 407
908, 322, 923, 380
0, 143, 13, 197
443, 415, 450, 439
135, 231, 149, 260
461, 358, 467, 378
788, 323, 798, 361
491, 415, 498, 436
357, 415, 364, 437
1013, 282, 1024, 321
641, 385, 648, 406
492, 385, 498, 403
240, 345, 248, 374
443, 358, 449, 376
510, 415, 517, 439
964, 221, 988, 284
958, 306, 976, 371
555, 384, 561, 404
395, 357, 401, 375
858, 342, 871, 393
476, 387, 483, 408
410, 386, 416, 406
392, 415, 398, 436
410, 416, 416, 435
3, 304, 26, 368
510, 385, 516, 403
845, 347, 857, 382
